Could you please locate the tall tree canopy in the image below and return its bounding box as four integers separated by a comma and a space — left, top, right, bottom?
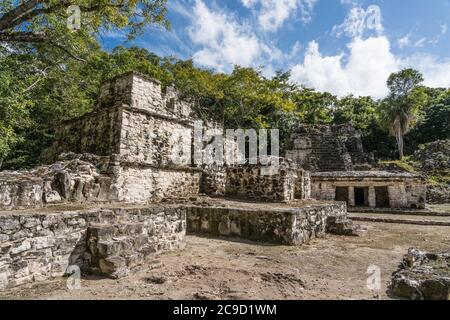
378, 68, 427, 159
0, 1, 168, 54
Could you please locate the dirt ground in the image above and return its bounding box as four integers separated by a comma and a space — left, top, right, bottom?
1, 222, 449, 300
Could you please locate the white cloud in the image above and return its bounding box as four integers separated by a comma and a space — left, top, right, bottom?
188, 0, 279, 72
402, 54, 450, 89
397, 34, 410, 49
290, 35, 450, 98
414, 38, 427, 48
340, 0, 360, 6
398, 23, 447, 49
291, 37, 397, 98
241, 0, 317, 31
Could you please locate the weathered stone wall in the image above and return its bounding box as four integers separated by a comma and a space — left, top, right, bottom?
295, 170, 311, 200
199, 166, 228, 196
97, 72, 194, 119
186, 202, 348, 245
286, 123, 372, 172
224, 160, 298, 202
116, 166, 201, 203
0, 154, 118, 211
311, 171, 427, 209
0, 206, 186, 289
42, 108, 122, 163
119, 108, 193, 167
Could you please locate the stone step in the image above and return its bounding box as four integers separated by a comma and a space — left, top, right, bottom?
86, 222, 158, 279
326, 216, 361, 236
349, 213, 450, 227
87, 223, 145, 241
348, 207, 450, 217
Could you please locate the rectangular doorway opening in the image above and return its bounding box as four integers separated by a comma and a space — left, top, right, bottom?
375, 186, 390, 208
335, 187, 349, 205
354, 187, 369, 207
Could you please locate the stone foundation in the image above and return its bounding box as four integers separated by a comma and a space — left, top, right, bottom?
0, 199, 357, 289
186, 202, 348, 245
0, 206, 186, 289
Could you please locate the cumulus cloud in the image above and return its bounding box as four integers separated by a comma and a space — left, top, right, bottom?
290, 35, 450, 98
188, 0, 280, 72
241, 0, 317, 31
295, 4, 449, 98
291, 37, 397, 98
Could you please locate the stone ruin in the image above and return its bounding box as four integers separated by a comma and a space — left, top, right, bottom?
286, 123, 373, 172
286, 124, 427, 210
390, 248, 450, 300
0, 72, 360, 290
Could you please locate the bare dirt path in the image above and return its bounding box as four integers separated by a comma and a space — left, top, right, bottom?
1, 222, 449, 300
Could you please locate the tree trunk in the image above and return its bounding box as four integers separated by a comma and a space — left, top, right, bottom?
395, 126, 404, 160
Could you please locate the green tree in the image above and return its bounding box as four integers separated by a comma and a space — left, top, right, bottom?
378, 68, 427, 159
409, 89, 450, 147
0, 1, 169, 168
0, 0, 169, 59
292, 88, 336, 125
334, 95, 378, 131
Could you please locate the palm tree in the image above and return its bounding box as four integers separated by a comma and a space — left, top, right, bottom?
380, 69, 425, 159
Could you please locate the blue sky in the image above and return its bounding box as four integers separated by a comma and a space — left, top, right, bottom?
100, 0, 450, 98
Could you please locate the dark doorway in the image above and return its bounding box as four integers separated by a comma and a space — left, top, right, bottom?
335, 187, 349, 205
375, 186, 390, 208
354, 187, 368, 207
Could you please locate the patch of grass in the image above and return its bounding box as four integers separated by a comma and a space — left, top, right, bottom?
378, 158, 419, 173
426, 172, 450, 186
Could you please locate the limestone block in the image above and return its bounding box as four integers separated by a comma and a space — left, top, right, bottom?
10, 240, 31, 256
44, 190, 62, 204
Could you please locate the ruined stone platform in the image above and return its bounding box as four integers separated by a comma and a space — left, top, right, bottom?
186, 199, 354, 245
0, 198, 355, 290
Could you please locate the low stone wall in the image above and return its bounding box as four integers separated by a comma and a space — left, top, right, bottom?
186, 202, 348, 245
0, 206, 186, 289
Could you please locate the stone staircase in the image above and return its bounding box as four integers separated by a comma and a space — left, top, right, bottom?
326, 216, 361, 236
310, 134, 352, 172
287, 123, 373, 172
87, 223, 157, 279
